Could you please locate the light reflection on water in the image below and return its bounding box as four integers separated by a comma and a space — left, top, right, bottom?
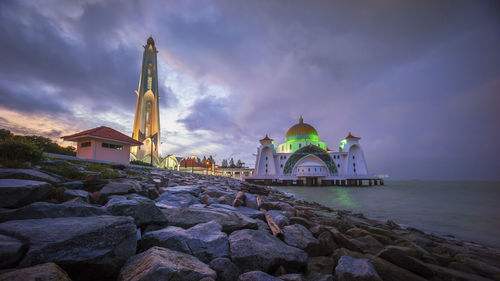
274, 181, 500, 248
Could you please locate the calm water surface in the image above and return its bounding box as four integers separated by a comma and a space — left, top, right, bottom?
275, 181, 500, 248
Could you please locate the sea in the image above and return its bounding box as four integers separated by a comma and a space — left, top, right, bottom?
274, 181, 500, 248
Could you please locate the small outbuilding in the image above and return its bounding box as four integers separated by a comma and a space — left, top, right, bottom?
62, 126, 143, 164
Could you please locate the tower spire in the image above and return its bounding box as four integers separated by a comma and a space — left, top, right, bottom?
131, 36, 161, 162
299, 115, 303, 124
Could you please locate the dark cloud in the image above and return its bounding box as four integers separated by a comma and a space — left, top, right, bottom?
178, 96, 239, 133
0, 0, 498, 179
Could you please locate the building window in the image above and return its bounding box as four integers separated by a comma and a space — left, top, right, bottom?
308, 168, 310, 172
280, 164, 283, 168
81, 142, 91, 148
314, 168, 317, 172
265, 156, 268, 160
147, 77, 152, 90
284, 156, 286, 159
265, 169, 268, 173
353, 155, 355, 159
354, 168, 357, 173
102, 143, 123, 151
265, 163, 268, 167
337, 164, 340, 168
302, 168, 304, 172
299, 144, 301, 148
353, 163, 356, 167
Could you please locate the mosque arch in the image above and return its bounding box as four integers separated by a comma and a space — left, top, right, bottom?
283, 144, 337, 175
159, 154, 179, 170
348, 144, 367, 175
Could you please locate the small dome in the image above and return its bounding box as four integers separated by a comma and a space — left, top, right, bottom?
147, 36, 155, 46
285, 116, 318, 140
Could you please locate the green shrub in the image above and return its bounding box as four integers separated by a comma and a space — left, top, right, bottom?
130, 160, 151, 167
86, 164, 119, 179
0, 139, 43, 167
41, 164, 85, 180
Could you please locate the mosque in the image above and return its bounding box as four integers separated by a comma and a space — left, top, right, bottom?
246, 117, 382, 186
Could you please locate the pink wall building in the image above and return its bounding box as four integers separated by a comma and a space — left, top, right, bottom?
62, 126, 143, 164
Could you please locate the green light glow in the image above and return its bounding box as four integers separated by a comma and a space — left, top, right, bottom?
339, 139, 347, 151
333, 188, 359, 209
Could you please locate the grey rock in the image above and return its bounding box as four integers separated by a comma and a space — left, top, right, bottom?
239, 271, 282, 281
334, 255, 382, 281
0, 201, 109, 222
426, 263, 493, 281
218, 193, 236, 205
0, 179, 52, 208
268, 210, 290, 228
0, 234, 25, 269
209, 257, 241, 281
349, 235, 384, 255
100, 180, 142, 196
163, 206, 258, 233
0, 168, 61, 183
208, 204, 265, 220
142, 221, 229, 262
283, 224, 321, 256
279, 273, 303, 281
105, 194, 166, 226
163, 185, 201, 196
0, 216, 137, 280
229, 229, 308, 273
62, 181, 84, 189
260, 201, 296, 217
307, 256, 334, 275
377, 246, 434, 278
63, 189, 90, 202
0, 262, 72, 281
118, 246, 217, 281
155, 191, 200, 208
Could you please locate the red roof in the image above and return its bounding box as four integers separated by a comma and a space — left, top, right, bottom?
260, 134, 273, 141
62, 126, 143, 146
345, 132, 360, 140
180, 158, 204, 168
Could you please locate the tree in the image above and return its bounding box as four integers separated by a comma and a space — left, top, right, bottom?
221, 159, 228, 168
229, 158, 235, 168
236, 159, 243, 168
0, 129, 12, 141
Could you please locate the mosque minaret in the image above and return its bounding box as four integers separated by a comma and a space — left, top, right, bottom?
131, 36, 161, 160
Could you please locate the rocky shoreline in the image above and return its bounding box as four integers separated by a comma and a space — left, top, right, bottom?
0, 160, 499, 281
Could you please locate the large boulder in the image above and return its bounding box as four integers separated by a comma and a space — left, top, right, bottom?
238, 271, 282, 281
162, 185, 201, 196
283, 224, 322, 256
62, 189, 90, 202
0, 201, 109, 222
118, 247, 217, 281
349, 235, 385, 255
105, 194, 166, 227
333, 248, 428, 281
209, 257, 240, 281
142, 221, 229, 262
155, 191, 200, 208
377, 246, 434, 278
307, 256, 335, 275
334, 255, 382, 281
0, 168, 61, 183
163, 206, 258, 233
0, 179, 52, 208
229, 229, 308, 273
268, 210, 290, 228
0, 262, 72, 281
0, 233, 25, 269
208, 204, 265, 220
100, 180, 142, 197
0, 216, 136, 280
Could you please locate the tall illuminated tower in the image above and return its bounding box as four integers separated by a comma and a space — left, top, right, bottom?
131, 36, 161, 160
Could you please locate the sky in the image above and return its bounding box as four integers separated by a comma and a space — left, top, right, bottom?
0, 0, 499, 180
